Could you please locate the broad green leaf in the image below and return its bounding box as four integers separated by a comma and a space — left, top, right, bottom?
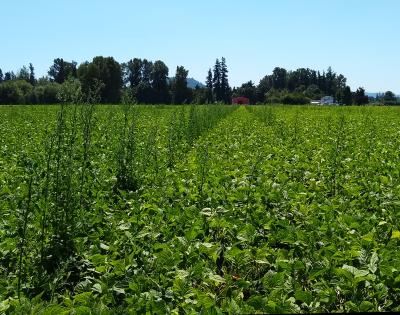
255, 259, 269, 265
100, 243, 109, 250
0, 299, 10, 313
175, 269, 189, 279
196, 292, 214, 308
208, 274, 225, 284
359, 300, 374, 312
342, 265, 369, 278
113, 287, 126, 295
247, 295, 264, 310
295, 290, 313, 305
92, 283, 102, 293
391, 231, 400, 239
369, 252, 379, 274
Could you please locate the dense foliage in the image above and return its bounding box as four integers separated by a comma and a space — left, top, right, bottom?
2, 59, 396, 105
2, 104, 400, 313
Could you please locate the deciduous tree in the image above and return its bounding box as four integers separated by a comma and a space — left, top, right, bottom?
337, 86, 352, 105
151, 60, 170, 104
383, 91, 397, 105
77, 56, 122, 103
233, 81, 256, 104
172, 66, 190, 104
142, 59, 153, 84
18, 66, 30, 82
271, 67, 287, 90
124, 58, 142, 88
48, 58, 77, 84
353, 87, 369, 105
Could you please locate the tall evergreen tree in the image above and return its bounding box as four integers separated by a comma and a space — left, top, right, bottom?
220, 57, 230, 103
319, 71, 326, 94
4, 72, 11, 81
213, 59, 221, 102
206, 68, 213, 103
0, 69, 3, 83
29, 63, 35, 85
325, 67, 336, 95
4, 72, 16, 81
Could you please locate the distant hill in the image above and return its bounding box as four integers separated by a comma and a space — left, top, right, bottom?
187, 78, 205, 89
366, 92, 400, 98
168, 77, 205, 89
366, 92, 379, 98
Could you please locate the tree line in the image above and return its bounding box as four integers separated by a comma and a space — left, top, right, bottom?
0, 57, 190, 105
0, 57, 397, 105
0, 57, 231, 105
233, 67, 369, 105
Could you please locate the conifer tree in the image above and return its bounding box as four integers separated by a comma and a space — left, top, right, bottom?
206, 68, 213, 103
29, 63, 36, 85
213, 59, 221, 102
220, 57, 230, 103
4, 72, 12, 81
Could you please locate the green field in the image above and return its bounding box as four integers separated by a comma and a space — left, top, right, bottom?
1, 104, 400, 313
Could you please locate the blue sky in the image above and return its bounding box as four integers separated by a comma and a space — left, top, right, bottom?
1, 0, 399, 92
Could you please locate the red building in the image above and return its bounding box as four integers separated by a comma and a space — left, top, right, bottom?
232, 96, 250, 105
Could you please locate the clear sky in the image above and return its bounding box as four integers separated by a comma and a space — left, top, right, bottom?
1, 0, 399, 92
